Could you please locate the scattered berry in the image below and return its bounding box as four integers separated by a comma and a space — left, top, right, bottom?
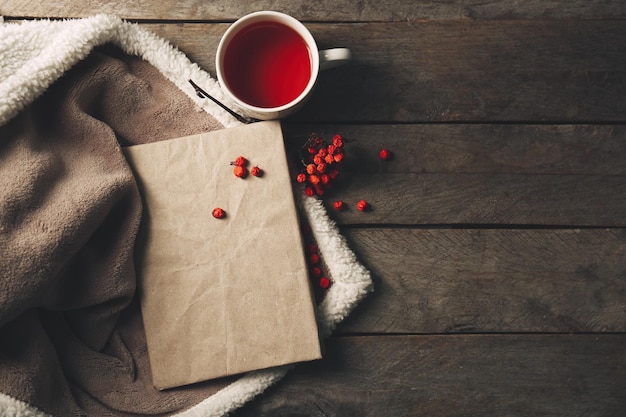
309, 253, 320, 265
308, 174, 321, 185
233, 165, 247, 178
319, 277, 331, 289
332, 134, 344, 148
379, 148, 391, 161
333, 200, 345, 211
251, 166, 263, 177
212, 207, 225, 219
232, 156, 248, 167
311, 266, 322, 277
356, 199, 369, 211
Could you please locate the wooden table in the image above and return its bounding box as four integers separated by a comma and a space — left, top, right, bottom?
4, 2, 625, 416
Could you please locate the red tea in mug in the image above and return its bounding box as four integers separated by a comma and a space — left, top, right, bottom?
223, 21, 312, 108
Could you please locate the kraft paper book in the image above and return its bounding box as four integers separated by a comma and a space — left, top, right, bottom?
124, 121, 321, 390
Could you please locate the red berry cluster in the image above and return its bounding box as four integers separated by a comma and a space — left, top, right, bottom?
295, 133, 345, 197
231, 155, 263, 179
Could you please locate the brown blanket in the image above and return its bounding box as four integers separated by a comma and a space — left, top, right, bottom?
0, 45, 239, 416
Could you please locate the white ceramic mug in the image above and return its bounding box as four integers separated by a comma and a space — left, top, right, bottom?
216, 11, 351, 120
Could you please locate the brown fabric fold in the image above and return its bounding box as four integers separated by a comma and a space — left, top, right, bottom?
0, 45, 233, 416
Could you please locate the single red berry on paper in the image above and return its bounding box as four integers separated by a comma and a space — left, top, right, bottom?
212, 207, 225, 219
356, 199, 368, 211
319, 277, 331, 289
379, 148, 391, 161
233, 156, 247, 166
251, 166, 262, 177
333, 200, 345, 211
233, 165, 247, 178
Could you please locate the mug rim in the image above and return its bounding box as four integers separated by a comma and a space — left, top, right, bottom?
215, 11, 320, 116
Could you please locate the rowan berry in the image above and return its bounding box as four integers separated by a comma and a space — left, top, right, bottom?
306, 164, 316, 175
327, 144, 336, 155
307, 244, 318, 254
333, 153, 344, 163
311, 266, 322, 277
333, 200, 345, 211
332, 134, 344, 148
233, 156, 247, 166
379, 148, 391, 161
307, 146, 317, 154
316, 163, 327, 174
233, 165, 247, 178
320, 174, 330, 185
308, 174, 321, 185
212, 207, 225, 219
251, 166, 262, 177
296, 173, 307, 183
328, 168, 339, 179
319, 277, 331, 289
324, 154, 335, 164
305, 186, 315, 197
309, 253, 320, 264
356, 199, 368, 211
314, 185, 325, 196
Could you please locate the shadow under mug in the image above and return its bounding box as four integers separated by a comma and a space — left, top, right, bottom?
216, 11, 351, 120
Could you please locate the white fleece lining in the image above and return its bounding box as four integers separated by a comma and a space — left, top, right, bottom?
0, 14, 373, 417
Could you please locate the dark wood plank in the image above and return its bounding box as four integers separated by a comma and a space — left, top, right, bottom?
284, 124, 626, 176
317, 172, 626, 226
283, 124, 626, 226
336, 228, 626, 334
144, 21, 626, 123
3, 20, 619, 123
1, 1, 623, 21
233, 334, 626, 417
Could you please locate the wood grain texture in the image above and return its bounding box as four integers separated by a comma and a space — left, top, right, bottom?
2, 1, 624, 21
283, 124, 626, 226
145, 20, 626, 123
336, 228, 626, 333
233, 334, 626, 417
284, 124, 626, 176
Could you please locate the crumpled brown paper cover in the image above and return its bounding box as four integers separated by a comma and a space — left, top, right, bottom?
124, 120, 321, 390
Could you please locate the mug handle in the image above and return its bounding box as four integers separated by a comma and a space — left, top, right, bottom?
319, 48, 352, 70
